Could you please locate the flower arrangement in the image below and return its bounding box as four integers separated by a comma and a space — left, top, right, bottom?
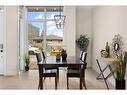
76, 35, 89, 51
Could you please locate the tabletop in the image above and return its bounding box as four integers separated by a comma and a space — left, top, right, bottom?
100, 57, 119, 65
38, 56, 84, 68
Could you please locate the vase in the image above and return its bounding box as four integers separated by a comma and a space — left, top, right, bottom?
56, 56, 61, 62
62, 54, 67, 62
115, 79, 126, 89
105, 42, 110, 57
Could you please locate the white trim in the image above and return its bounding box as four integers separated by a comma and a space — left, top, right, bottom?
17, 7, 20, 72
43, 9, 47, 58
19, 7, 28, 71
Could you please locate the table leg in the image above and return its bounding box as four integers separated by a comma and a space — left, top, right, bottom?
40, 77, 43, 90
108, 65, 115, 79
96, 59, 109, 89
96, 65, 109, 80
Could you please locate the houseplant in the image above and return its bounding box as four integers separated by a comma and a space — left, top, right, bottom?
76, 35, 89, 51
115, 51, 127, 89
23, 52, 30, 71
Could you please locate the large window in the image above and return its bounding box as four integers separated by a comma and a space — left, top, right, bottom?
27, 6, 64, 56
46, 12, 60, 19
27, 12, 45, 20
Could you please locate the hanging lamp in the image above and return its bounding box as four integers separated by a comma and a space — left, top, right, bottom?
54, 6, 66, 29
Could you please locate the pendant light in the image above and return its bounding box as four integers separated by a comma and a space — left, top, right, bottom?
54, 6, 66, 29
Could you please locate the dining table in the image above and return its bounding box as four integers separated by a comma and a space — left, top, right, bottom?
37, 56, 85, 89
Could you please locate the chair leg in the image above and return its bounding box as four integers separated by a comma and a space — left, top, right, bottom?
38, 79, 40, 89
82, 78, 87, 89
44, 77, 46, 80
39, 77, 43, 90
82, 71, 87, 89
55, 77, 57, 89
57, 69, 59, 84
80, 77, 82, 89
67, 76, 69, 89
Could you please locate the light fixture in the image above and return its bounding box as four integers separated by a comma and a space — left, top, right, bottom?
54, 6, 66, 29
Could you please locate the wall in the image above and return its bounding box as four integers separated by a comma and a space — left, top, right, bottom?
76, 6, 93, 67
64, 6, 76, 56
4, 6, 18, 75
92, 6, 127, 86
0, 9, 4, 74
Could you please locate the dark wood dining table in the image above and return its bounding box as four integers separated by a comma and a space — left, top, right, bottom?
38, 56, 84, 89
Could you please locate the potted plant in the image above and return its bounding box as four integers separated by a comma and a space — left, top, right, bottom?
76, 35, 89, 51
23, 52, 30, 71
115, 51, 127, 89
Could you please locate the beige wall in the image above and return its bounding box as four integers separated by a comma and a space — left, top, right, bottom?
0, 9, 4, 74
76, 6, 93, 67
4, 6, 18, 75
64, 6, 76, 56
92, 6, 127, 86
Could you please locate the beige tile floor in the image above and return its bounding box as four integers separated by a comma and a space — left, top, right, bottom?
0, 68, 114, 90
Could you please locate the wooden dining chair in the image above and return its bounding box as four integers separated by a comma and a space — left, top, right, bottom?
41, 51, 59, 79
80, 51, 84, 60
36, 53, 59, 89
41, 51, 46, 60
67, 52, 87, 89
67, 51, 84, 70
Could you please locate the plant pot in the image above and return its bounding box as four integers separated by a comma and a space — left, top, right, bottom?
25, 66, 29, 71
115, 79, 126, 89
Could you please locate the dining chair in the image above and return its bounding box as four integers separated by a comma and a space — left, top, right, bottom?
36, 53, 59, 89
67, 52, 87, 89
80, 51, 84, 60
41, 51, 59, 80
67, 51, 84, 70
42, 51, 46, 60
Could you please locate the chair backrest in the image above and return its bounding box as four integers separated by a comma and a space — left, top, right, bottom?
80, 51, 83, 60
42, 51, 46, 60
36, 53, 42, 63
36, 52, 57, 70
81, 52, 87, 63
81, 52, 87, 70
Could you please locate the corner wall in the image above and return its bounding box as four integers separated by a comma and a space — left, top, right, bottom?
76, 6, 93, 67
92, 6, 127, 86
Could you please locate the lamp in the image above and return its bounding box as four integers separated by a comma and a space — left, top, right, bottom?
54, 6, 66, 29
